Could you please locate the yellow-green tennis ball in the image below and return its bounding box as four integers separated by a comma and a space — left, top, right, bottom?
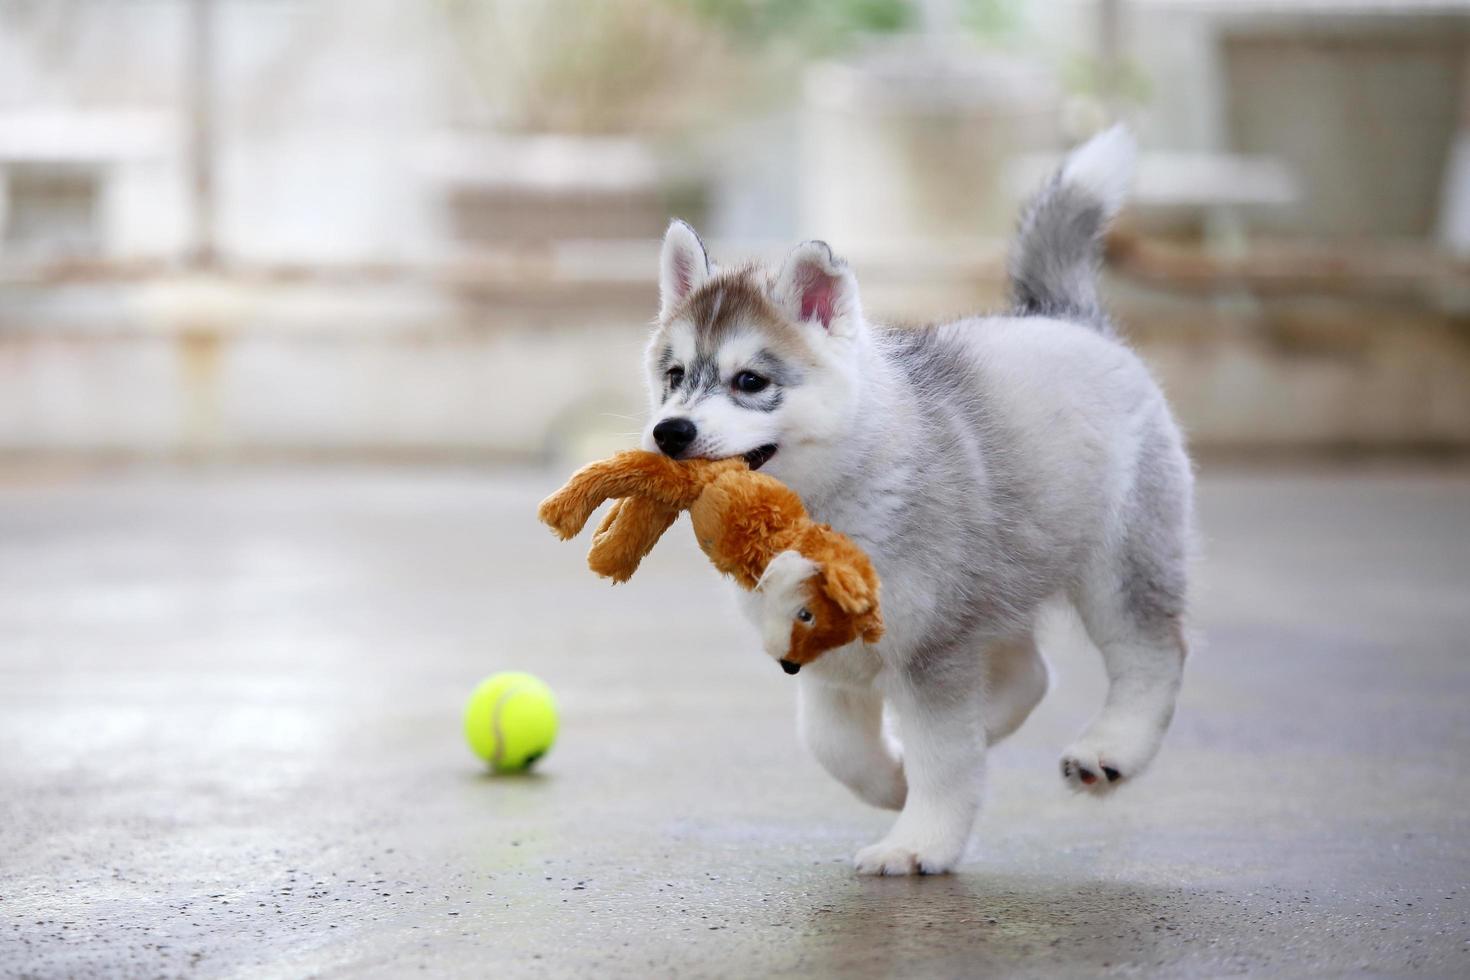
464, 672, 558, 773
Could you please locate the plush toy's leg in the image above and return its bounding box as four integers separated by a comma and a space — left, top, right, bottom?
587, 497, 680, 583
590, 497, 629, 544
538, 450, 736, 540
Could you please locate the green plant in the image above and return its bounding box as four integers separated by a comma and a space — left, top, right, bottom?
677, 0, 912, 52
443, 0, 744, 134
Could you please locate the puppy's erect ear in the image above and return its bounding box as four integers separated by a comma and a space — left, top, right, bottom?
773, 240, 862, 336
659, 219, 710, 318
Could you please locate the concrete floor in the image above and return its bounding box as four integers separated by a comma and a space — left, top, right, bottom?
1, 464, 1468, 978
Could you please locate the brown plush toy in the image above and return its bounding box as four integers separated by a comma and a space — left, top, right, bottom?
537, 450, 883, 670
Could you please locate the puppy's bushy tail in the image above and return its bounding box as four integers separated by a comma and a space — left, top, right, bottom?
1009, 125, 1136, 334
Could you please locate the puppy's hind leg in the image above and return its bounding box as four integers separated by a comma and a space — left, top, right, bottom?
1060, 603, 1185, 794
1061, 439, 1190, 795
798, 677, 906, 811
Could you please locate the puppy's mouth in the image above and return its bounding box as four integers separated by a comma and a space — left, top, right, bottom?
742, 444, 779, 470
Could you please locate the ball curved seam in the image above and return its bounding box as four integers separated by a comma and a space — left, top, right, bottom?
489, 680, 535, 769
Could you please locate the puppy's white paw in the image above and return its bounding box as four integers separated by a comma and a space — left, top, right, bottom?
853, 836, 960, 876
1059, 723, 1162, 795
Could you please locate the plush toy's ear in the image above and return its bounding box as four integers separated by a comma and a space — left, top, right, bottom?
659, 219, 710, 318
820, 550, 883, 644
773, 240, 862, 336
821, 561, 876, 618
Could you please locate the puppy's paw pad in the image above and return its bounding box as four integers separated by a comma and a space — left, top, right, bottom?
853, 840, 956, 876
1060, 747, 1127, 795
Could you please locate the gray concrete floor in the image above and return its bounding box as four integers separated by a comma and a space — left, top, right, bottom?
1, 464, 1468, 978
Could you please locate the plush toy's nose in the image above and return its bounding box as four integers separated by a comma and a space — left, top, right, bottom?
652, 417, 697, 457
779, 659, 801, 675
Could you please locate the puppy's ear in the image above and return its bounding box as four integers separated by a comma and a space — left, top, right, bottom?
857, 606, 885, 644
773, 240, 863, 336
659, 219, 710, 318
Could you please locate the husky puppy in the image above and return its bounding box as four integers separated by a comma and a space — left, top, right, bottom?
641, 127, 1191, 875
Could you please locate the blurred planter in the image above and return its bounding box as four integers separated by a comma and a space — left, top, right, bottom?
800, 38, 1061, 244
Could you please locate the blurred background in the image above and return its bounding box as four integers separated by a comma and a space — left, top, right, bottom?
6, 3, 1470, 976
3, 0, 1469, 461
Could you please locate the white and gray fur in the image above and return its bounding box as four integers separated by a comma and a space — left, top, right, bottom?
642, 126, 1191, 876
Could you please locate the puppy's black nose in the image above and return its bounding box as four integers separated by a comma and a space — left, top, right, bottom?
779, 659, 801, 675
652, 417, 697, 457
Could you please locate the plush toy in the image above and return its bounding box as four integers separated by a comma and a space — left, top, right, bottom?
537, 450, 883, 670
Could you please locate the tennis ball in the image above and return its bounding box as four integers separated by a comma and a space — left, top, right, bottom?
464, 672, 558, 773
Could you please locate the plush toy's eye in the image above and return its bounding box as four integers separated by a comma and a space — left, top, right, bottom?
667, 366, 684, 388
733, 370, 769, 394
796, 607, 814, 624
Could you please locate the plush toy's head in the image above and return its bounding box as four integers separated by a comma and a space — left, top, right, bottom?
753, 539, 884, 674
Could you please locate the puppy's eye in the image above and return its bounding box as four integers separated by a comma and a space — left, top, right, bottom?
796, 607, 813, 624
667, 366, 684, 388
733, 371, 769, 394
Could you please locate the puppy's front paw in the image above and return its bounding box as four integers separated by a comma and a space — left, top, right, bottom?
853, 837, 959, 876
